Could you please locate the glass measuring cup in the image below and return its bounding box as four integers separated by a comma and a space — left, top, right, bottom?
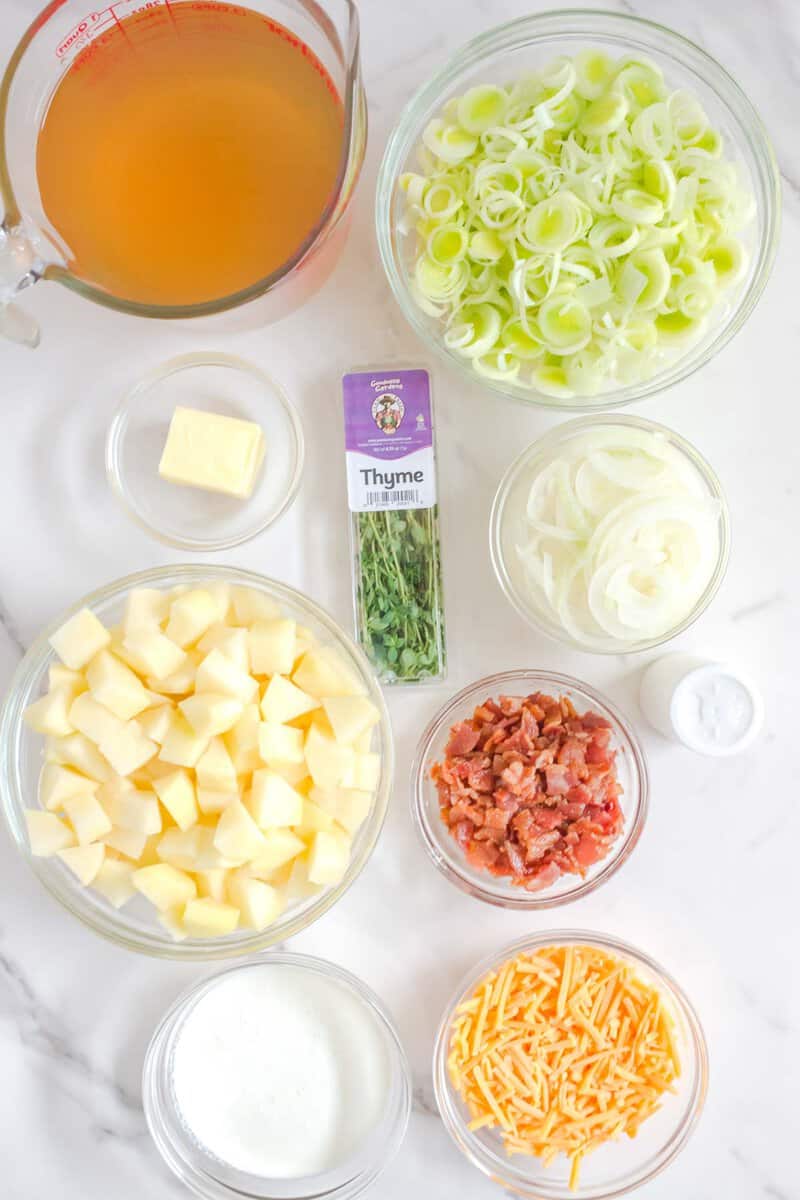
0, 0, 366, 346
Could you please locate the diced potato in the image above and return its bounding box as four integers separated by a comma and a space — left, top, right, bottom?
193, 834, 244, 871
122, 629, 186, 681
48, 664, 86, 694
268, 760, 309, 788
248, 828, 306, 876
148, 649, 200, 695
248, 770, 304, 828
205, 581, 232, 623
102, 826, 148, 860
248, 618, 296, 676
39, 762, 99, 811
24, 688, 75, 737
92, 858, 136, 907
197, 788, 238, 815
122, 588, 169, 634
307, 830, 351, 885
133, 863, 197, 910
292, 646, 366, 699
304, 724, 355, 790
258, 722, 304, 765
137, 703, 175, 744
333, 788, 373, 834
86, 651, 151, 720
45, 733, 112, 781
353, 727, 375, 753
195, 738, 236, 793
322, 695, 380, 745
293, 624, 317, 666
224, 704, 261, 775
179, 694, 243, 739
153, 769, 198, 831
295, 798, 339, 837
227, 872, 285, 930
349, 752, 381, 792
49, 607, 111, 670
308, 785, 340, 815
109, 787, 162, 835
231, 586, 281, 626
57, 843, 105, 885
165, 589, 218, 648
96, 774, 134, 810
69, 692, 124, 746
195, 649, 258, 703
62, 792, 113, 845
159, 711, 209, 768
182, 897, 239, 937
157, 907, 187, 941
25, 810, 76, 855
198, 624, 249, 672
214, 799, 265, 861
285, 853, 324, 899
260, 674, 318, 724
195, 867, 228, 901
99, 721, 158, 777
157, 827, 207, 870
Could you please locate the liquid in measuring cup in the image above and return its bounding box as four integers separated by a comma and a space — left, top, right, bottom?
35, 2, 345, 306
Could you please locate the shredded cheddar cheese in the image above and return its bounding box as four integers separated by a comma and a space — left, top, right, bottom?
447, 944, 681, 1191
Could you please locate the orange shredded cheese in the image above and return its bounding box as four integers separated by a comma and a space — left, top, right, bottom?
447, 944, 681, 1191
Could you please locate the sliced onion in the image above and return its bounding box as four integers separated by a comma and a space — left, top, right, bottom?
513, 424, 722, 645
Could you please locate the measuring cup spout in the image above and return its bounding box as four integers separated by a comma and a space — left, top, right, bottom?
0, 220, 42, 347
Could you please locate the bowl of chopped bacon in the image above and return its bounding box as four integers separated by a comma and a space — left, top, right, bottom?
411, 670, 647, 908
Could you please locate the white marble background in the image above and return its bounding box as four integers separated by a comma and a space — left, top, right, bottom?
1, 0, 798, 1196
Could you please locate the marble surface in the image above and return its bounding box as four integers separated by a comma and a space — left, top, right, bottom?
1, 0, 798, 1197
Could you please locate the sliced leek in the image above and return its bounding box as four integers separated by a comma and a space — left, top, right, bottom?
399, 48, 755, 398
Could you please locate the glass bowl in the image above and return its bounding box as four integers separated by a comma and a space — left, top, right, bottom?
0, 565, 393, 960
376, 9, 780, 411
433, 930, 708, 1198
106, 353, 304, 551
490, 414, 730, 654
143, 954, 412, 1200
411, 670, 647, 908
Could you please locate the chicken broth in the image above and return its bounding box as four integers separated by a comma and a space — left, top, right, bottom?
36, 3, 344, 306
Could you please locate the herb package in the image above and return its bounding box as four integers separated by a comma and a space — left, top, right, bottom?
343, 368, 446, 685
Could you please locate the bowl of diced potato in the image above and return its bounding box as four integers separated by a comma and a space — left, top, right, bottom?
0, 566, 393, 958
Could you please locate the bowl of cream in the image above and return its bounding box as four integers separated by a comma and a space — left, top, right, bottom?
143, 955, 411, 1199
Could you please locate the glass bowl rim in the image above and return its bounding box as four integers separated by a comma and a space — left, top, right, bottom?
432, 927, 709, 1199
489, 413, 731, 655
375, 6, 782, 412
142, 951, 413, 1200
0, 564, 394, 960
410, 668, 648, 909
105, 352, 306, 552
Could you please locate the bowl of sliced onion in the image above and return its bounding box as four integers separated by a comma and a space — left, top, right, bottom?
490, 415, 730, 653
376, 9, 780, 409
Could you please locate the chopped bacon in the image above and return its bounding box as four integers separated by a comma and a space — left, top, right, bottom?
431, 691, 624, 892
445, 721, 481, 757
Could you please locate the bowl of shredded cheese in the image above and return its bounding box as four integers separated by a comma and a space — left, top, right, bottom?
433, 931, 708, 1198
376, 9, 779, 409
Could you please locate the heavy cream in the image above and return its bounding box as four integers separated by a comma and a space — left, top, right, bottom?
170, 962, 391, 1179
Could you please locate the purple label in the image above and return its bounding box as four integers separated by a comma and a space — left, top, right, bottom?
343, 369, 432, 462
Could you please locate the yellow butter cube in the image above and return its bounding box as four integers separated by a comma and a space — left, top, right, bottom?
158, 406, 265, 500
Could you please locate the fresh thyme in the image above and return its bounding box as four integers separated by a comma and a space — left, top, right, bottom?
355, 506, 445, 682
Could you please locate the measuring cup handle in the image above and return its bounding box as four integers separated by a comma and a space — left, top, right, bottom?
0, 221, 42, 348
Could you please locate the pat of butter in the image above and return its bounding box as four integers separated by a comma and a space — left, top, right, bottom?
159, 407, 265, 500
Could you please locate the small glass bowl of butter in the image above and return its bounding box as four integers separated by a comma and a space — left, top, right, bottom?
106, 352, 304, 551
